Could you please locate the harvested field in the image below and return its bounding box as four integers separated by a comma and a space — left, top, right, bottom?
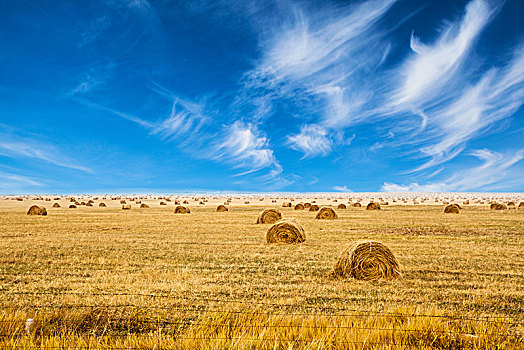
0, 196, 523, 349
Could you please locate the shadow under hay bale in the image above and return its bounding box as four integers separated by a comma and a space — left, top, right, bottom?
309, 204, 320, 211
256, 209, 282, 224
333, 241, 400, 280
444, 204, 460, 214
294, 203, 304, 210
316, 207, 338, 220
52, 203, 60, 208
266, 219, 306, 244
216, 205, 228, 212
366, 202, 381, 210
27, 205, 47, 216
337, 203, 347, 209
174, 205, 190, 214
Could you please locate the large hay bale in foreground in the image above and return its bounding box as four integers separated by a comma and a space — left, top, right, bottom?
140, 203, 150, 208
444, 204, 460, 214
266, 220, 306, 244
316, 207, 338, 220
216, 204, 228, 212
333, 241, 400, 280
256, 209, 282, 224
52, 203, 60, 208
174, 205, 190, 214
337, 203, 347, 209
99, 203, 106, 207
366, 202, 381, 210
491, 203, 507, 210
294, 203, 304, 210
27, 205, 47, 216
309, 204, 320, 211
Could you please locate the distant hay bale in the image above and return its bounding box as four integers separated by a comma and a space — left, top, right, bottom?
86, 202, 93, 207
366, 202, 381, 210
160, 202, 167, 206
490, 203, 507, 210
27, 205, 47, 216
282, 202, 292, 207
174, 200, 180, 205
99, 203, 106, 207
353, 203, 362, 208
507, 202, 516, 208
266, 219, 306, 244
444, 204, 460, 214
183, 200, 189, 204
380, 202, 389, 206
309, 204, 320, 211
244, 201, 250, 204
216, 204, 228, 212
120, 200, 126, 204
69, 204, 77, 209
463, 200, 470, 205
333, 241, 400, 280
304, 203, 312, 208
140, 203, 150, 208
122, 204, 131, 210
52, 203, 60, 208
256, 209, 282, 224
337, 204, 347, 209
294, 203, 305, 210
174, 205, 190, 214
316, 207, 338, 220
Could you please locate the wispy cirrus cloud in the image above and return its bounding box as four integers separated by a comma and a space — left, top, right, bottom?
382, 148, 524, 192
213, 121, 281, 176
0, 170, 43, 190
0, 138, 91, 173
286, 124, 332, 158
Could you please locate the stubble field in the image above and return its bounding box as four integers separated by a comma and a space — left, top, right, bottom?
0, 195, 523, 349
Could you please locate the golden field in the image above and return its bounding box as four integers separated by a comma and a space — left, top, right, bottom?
0, 195, 523, 349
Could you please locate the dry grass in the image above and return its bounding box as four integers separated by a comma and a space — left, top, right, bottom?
0, 198, 523, 349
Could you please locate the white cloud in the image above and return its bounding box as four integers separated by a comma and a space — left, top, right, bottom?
0, 139, 92, 173
287, 124, 332, 158
214, 121, 281, 175
334, 185, 352, 192
382, 148, 524, 192
152, 98, 208, 141
0, 171, 43, 190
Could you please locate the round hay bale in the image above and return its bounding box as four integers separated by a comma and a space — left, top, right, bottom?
27, 205, 47, 216
294, 203, 305, 210
99, 203, 106, 207
366, 202, 381, 210
304, 203, 312, 208
507, 202, 516, 208
353, 202, 362, 207
122, 204, 131, 210
463, 200, 470, 205
216, 204, 228, 212
174, 205, 190, 214
266, 219, 306, 244
491, 203, 507, 210
120, 200, 126, 204
244, 201, 250, 204
140, 203, 150, 208
519, 202, 524, 208
444, 204, 460, 214
337, 203, 347, 209
316, 207, 338, 219
160, 202, 167, 206
174, 200, 180, 205
309, 204, 320, 211
282, 202, 292, 207
69, 204, 77, 209
52, 203, 60, 208
86, 202, 93, 207
333, 241, 400, 280
380, 202, 389, 206
183, 200, 189, 204
256, 209, 282, 224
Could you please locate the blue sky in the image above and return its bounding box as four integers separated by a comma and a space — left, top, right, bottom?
1, 0, 524, 194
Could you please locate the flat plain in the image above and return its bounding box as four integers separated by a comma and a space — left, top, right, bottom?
0, 195, 523, 349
